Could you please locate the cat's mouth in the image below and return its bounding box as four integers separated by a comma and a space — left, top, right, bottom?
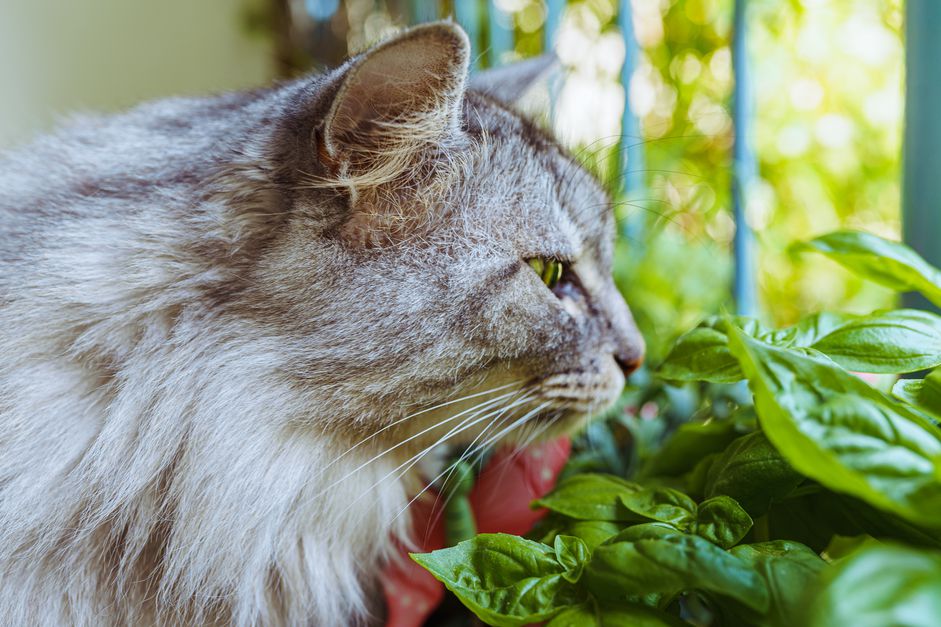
399, 362, 626, 453
485, 369, 625, 443
533, 369, 625, 415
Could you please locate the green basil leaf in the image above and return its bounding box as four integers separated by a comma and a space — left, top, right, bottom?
546, 605, 598, 627
794, 230, 941, 308
893, 367, 941, 422
767, 489, 941, 554
807, 542, 941, 627
658, 325, 743, 383
657, 316, 772, 383
771, 311, 860, 347
547, 604, 687, 627
603, 522, 682, 545
826, 493, 941, 550
549, 521, 623, 552
657, 312, 862, 384
534, 474, 640, 521
811, 309, 941, 374
595, 605, 689, 627
410, 533, 584, 627
765, 492, 842, 554
694, 496, 753, 549
554, 535, 590, 584
729, 541, 826, 627
619, 486, 698, 529
893, 379, 926, 406
584, 525, 770, 613
726, 324, 941, 528
660, 308, 941, 385
703, 431, 804, 517
641, 419, 743, 478
685, 452, 719, 498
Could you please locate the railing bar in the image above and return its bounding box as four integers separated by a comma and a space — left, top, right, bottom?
903, 0, 941, 313
407, 0, 437, 24
618, 0, 647, 243
455, 1, 483, 71
304, 0, 340, 21
732, 0, 758, 317
544, 0, 565, 51
487, 0, 514, 67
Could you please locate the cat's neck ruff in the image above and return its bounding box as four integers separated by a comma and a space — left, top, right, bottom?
0, 318, 414, 624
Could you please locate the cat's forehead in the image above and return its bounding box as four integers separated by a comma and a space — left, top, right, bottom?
459, 93, 612, 256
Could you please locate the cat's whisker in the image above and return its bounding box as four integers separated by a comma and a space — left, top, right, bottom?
304, 389, 521, 504
287, 395, 514, 521
468, 411, 562, 500
482, 404, 561, 468
479, 408, 560, 497
388, 398, 531, 532
416, 390, 534, 535
464, 402, 554, 467
335, 392, 537, 523
470, 406, 532, 473
516, 412, 553, 451
381, 392, 538, 495
315, 381, 522, 478
387, 400, 552, 531
300, 402, 504, 524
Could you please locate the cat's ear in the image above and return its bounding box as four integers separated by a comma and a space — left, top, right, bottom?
469, 54, 558, 107
320, 22, 470, 182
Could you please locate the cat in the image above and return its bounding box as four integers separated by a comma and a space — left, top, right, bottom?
0, 21, 644, 626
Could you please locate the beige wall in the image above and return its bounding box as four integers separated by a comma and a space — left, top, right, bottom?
0, 0, 274, 148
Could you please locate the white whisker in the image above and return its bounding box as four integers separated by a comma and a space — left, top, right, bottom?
381, 393, 537, 496
389, 400, 551, 529
306, 389, 519, 504
329, 393, 537, 521
314, 381, 522, 478
416, 391, 533, 529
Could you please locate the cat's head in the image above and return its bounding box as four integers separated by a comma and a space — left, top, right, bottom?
244, 22, 644, 447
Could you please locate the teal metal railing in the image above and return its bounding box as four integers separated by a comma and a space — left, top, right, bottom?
617, 0, 646, 244
407, 0, 438, 23
903, 0, 941, 313
544, 0, 564, 49
486, 0, 514, 67
731, 0, 757, 317
453, 2, 482, 70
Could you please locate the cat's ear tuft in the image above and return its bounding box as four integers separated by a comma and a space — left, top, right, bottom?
469, 54, 559, 107
321, 22, 470, 173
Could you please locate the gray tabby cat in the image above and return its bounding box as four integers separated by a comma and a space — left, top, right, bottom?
0, 22, 643, 626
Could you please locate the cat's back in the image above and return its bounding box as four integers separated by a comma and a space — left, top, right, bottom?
0, 80, 319, 373
1, 87, 275, 214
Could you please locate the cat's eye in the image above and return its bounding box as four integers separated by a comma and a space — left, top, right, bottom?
527, 257, 564, 290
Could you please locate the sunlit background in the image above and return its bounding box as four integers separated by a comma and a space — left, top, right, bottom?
0, 0, 909, 361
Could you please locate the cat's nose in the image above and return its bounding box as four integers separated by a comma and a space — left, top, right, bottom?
599, 283, 645, 378
614, 346, 645, 378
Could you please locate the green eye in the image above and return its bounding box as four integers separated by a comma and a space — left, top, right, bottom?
527, 257, 564, 289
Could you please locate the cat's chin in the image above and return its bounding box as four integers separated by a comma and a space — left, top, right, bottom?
533, 360, 625, 414
498, 407, 600, 445
494, 382, 626, 446
397, 361, 627, 451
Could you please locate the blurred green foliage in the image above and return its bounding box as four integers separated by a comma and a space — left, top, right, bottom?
571, 0, 904, 357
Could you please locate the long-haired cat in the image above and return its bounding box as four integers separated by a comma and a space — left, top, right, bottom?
0, 22, 644, 626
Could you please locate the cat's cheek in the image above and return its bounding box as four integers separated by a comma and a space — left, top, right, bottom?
599, 354, 627, 405
557, 292, 583, 321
